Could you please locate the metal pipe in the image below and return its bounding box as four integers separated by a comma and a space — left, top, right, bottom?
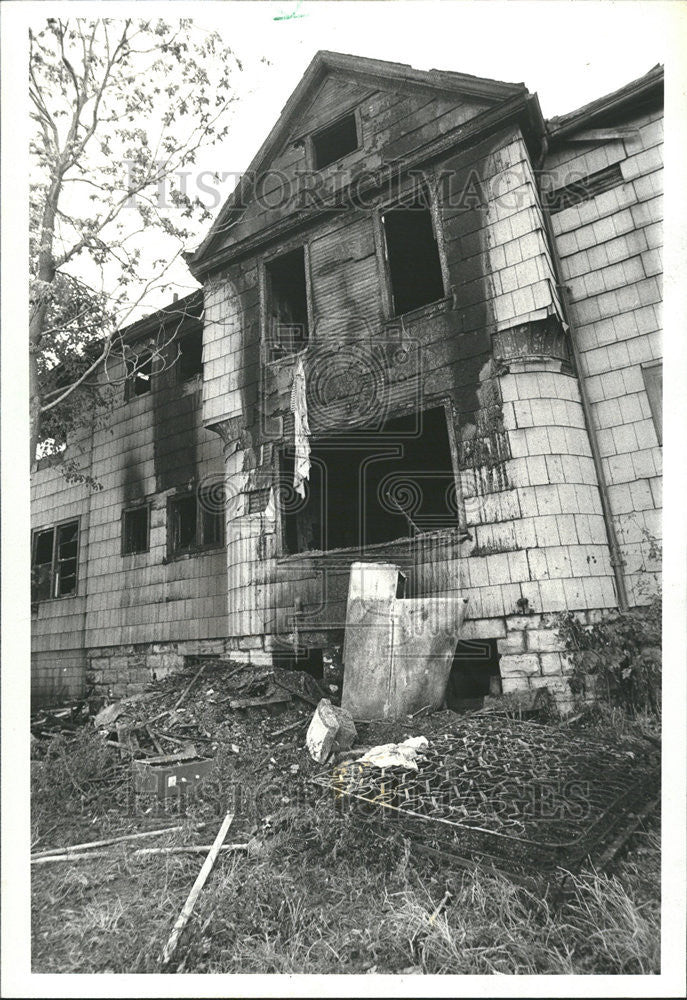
534, 134, 629, 610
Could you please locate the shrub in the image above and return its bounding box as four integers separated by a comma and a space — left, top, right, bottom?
555, 595, 661, 715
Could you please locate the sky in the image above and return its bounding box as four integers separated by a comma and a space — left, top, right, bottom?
167, 0, 680, 301
16, 0, 686, 311
197, 0, 675, 173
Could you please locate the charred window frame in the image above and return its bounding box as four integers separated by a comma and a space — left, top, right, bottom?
124, 347, 154, 400
375, 181, 449, 319
277, 402, 467, 556
31, 518, 79, 602
121, 503, 150, 556
168, 486, 225, 557
261, 244, 313, 362
641, 360, 662, 446
310, 110, 360, 170
177, 327, 203, 383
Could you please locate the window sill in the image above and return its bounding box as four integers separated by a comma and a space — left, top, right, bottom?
164, 544, 225, 563
31, 592, 79, 605
386, 295, 454, 326
277, 525, 470, 565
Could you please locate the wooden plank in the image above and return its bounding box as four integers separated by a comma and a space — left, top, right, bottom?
161, 812, 235, 966
31, 823, 207, 860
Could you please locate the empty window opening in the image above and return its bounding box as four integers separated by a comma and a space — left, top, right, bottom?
281, 406, 459, 554
177, 328, 203, 382
382, 193, 445, 316
125, 349, 153, 398
446, 639, 501, 709
265, 247, 309, 360
312, 112, 359, 170
31, 520, 79, 601
122, 505, 149, 555
169, 487, 224, 556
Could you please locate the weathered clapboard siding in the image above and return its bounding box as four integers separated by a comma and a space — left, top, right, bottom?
32, 56, 663, 706
546, 104, 663, 603
31, 311, 229, 702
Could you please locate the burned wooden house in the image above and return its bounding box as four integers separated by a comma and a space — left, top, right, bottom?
31, 53, 663, 707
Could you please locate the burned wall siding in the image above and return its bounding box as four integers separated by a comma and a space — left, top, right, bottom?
82, 362, 227, 653
210, 80, 492, 253
546, 106, 663, 604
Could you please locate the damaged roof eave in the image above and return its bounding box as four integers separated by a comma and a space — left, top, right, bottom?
545, 64, 664, 143
189, 50, 530, 277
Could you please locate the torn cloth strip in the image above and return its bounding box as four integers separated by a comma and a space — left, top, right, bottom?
290, 354, 311, 498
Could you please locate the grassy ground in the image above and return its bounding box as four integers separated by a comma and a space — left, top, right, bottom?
31, 694, 660, 975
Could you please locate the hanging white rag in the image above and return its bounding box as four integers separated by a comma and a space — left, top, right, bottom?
290, 354, 311, 498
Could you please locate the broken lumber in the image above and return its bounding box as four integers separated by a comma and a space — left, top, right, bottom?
228, 693, 291, 710
272, 676, 319, 707
32, 843, 249, 863
146, 663, 207, 727
174, 662, 206, 709
269, 717, 307, 738
161, 812, 235, 966
31, 823, 207, 860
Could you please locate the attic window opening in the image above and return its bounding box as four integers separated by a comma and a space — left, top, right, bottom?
382, 192, 446, 316
312, 112, 359, 169
178, 328, 203, 382
280, 406, 460, 554
265, 247, 309, 360
125, 349, 153, 398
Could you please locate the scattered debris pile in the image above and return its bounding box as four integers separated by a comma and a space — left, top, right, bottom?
85, 658, 326, 766
31, 700, 91, 743
313, 716, 660, 878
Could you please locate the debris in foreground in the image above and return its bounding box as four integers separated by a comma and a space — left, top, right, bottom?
161, 811, 235, 967
355, 736, 429, 771
31, 823, 207, 860
315, 716, 660, 878
306, 698, 357, 763
32, 844, 249, 864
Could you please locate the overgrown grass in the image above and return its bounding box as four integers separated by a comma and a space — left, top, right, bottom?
32, 715, 660, 974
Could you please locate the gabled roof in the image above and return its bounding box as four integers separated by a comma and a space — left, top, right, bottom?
190, 50, 528, 274
546, 64, 664, 140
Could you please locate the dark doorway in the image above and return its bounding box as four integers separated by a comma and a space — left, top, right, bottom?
446, 639, 502, 709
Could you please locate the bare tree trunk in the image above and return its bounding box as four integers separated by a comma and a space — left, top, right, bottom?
30, 175, 60, 461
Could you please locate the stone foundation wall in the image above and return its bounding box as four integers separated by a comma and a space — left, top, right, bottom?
86, 636, 273, 699
83, 607, 605, 710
